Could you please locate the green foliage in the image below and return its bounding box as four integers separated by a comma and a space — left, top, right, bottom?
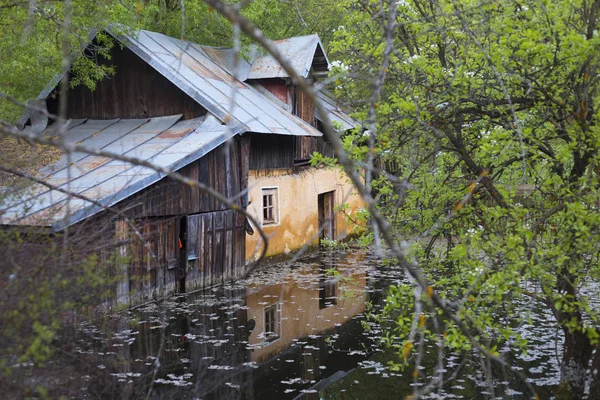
320, 237, 349, 250
332, 0, 600, 391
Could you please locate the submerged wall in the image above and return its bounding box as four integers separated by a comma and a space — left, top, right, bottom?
245, 167, 364, 261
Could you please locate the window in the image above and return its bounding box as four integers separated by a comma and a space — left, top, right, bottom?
264, 303, 281, 342
262, 188, 279, 226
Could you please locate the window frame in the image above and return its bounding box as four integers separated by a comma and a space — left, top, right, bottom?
263, 302, 282, 344
261, 187, 280, 226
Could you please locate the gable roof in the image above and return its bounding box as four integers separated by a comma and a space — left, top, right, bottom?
246, 34, 330, 80
113, 29, 321, 137
1, 114, 232, 230
190, 34, 330, 81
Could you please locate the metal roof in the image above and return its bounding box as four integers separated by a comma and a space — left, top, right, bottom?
0, 114, 234, 230
246, 35, 330, 80
113, 29, 322, 137
3, 29, 359, 230
314, 90, 359, 132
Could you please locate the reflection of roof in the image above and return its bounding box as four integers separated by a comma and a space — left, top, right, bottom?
115, 29, 321, 137
1, 114, 232, 230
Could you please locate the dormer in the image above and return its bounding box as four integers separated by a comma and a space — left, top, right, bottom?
245, 34, 330, 127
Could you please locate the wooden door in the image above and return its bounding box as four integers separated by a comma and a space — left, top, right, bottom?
185, 209, 246, 287
318, 191, 336, 241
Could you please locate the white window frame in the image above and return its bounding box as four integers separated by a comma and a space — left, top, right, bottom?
261, 187, 280, 226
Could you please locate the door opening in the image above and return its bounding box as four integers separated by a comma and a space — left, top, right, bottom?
178, 216, 187, 293
318, 191, 336, 242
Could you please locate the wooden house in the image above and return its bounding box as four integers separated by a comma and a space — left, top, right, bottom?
0, 29, 362, 303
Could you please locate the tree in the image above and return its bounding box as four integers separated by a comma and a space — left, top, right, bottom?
330, 0, 600, 397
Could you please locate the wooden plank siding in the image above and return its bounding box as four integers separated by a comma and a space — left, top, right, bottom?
185, 210, 246, 288
258, 78, 290, 104
116, 137, 245, 218
89, 136, 249, 300
249, 134, 295, 170
257, 79, 335, 164
46, 44, 206, 120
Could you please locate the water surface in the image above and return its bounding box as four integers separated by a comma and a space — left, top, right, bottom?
62, 249, 565, 399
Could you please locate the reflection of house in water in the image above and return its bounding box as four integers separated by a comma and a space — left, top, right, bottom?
100, 255, 368, 399
246, 262, 366, 363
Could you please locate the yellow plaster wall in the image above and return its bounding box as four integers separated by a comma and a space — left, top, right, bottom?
245, 167, 364, 261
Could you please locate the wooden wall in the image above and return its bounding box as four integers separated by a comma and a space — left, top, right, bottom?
123, 209, 246, 294
94, 136, 250, 300
294, 86, 315, 126
256, 79, 336, 165
117, 136, 249, 218
249, 134, 295, 170
46, 44, 206, 120
185, 210, 247, 289
247, 132, 333, 168
258, 78, 289, 104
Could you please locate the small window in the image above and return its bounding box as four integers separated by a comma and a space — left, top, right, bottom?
264, 303, 281, 342
262, 188, 279, 226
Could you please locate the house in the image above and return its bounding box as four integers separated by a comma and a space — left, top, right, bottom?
0, 28, 362, 303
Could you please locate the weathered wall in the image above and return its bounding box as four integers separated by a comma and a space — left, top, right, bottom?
245, 167, 364, 261
47, 44, 206, 120
93, 137, 249, 304
114, 136, 249, 218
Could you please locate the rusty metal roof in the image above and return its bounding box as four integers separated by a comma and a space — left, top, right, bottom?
113, 29, 322, 137
246, 35, 330, 80
0, 114, 234, 230
315, 90, 359, 132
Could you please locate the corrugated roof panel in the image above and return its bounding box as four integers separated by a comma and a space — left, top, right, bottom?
125, 141, 172, 159
315, 90, 359, 131
151, 34, 273, 133
80, 174, 147, 200
72, 118, 149, 151
12, 189, 69, 217
64, 165, 133, 191
118, 165, 155, 177
196, 45, 252, 81
246, 35, 330, 80
134, 114, 182, 135
115, 29, 322, 137
37, 119, 122, 178
63, 118, 121, 145
154, 117, 204, 141
10, 199, 68, 227
0, 113, 241, 230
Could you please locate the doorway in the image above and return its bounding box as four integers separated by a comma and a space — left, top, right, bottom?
318, 191, 336, 241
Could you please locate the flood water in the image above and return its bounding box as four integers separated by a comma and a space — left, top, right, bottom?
48, 249, 568, 399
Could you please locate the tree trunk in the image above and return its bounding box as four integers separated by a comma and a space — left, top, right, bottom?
587, 344, 600, 400
556, 326, 592, 399
553, 267, 592, 399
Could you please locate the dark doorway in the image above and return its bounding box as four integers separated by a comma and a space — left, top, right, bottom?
178, 216, 187, 293
318, 191, 336, 241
